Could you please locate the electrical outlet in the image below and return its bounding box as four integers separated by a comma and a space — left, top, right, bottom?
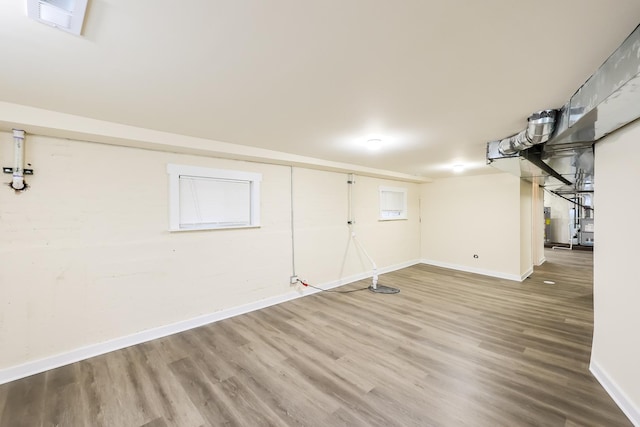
290, 275, 299, 284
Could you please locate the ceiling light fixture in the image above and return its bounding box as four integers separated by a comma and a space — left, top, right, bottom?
366, 139, 382, 150
452, 164, 465, 173
26, 0, 89, 35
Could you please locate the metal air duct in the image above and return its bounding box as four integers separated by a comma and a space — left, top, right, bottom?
498, 110, 558, 155
487, 23, 640, 193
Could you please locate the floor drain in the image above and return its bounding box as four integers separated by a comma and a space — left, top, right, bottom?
543, 280, 556, 285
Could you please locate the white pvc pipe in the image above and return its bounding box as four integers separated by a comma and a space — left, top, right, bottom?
12, 129, 25, 190
347, 173, 354, 224
290, 166, 296, 277
351, 231, 379, 288
347, 173, 379, 289
552, 218, 573, 251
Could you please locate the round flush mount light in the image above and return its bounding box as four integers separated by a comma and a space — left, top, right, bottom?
452, 164, 465, 173
366, 139, 382, 150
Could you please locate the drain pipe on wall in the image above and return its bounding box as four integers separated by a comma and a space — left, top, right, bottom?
289, 166, 298, 283
10, 129, 27, 191
347, 174, 399, 294
347, 174, 378, 288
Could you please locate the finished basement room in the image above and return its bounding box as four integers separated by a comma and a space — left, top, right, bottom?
1, 1, 639, 426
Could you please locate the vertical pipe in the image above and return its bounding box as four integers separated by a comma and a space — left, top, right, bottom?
12, 129, 25, 190
290, 166, 296, 277
347, 173, 354, 225
347, 174, 378, 289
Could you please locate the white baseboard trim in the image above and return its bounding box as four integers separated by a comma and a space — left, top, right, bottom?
313, 259, 421, 290
420, 259, 523, 282
520, 267, 534, 281
535, 256, 546, 266
590, 359, 639, 426
0, 259, 419, 386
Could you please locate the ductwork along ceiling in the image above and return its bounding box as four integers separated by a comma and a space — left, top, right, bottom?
487, 23, 640, 196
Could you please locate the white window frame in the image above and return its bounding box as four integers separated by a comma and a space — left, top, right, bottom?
379, 186, 408, 221
167, 164, 262, 231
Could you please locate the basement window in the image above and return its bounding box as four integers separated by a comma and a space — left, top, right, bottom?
167, 164, 261, 231
379, 186, 407, 220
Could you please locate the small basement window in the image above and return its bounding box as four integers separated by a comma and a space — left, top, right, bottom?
167, 164, 262, 231
379, 186, 407, 220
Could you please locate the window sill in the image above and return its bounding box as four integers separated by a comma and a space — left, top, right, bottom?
169, 224, 261, 232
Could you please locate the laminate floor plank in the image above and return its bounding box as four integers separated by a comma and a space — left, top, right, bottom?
203, 320, 344, 424
0, 384, 6, 423
215, 375, 287, 427
82, 353, 149, 427
281, 354, 396, 426
0, 249, 632, 426
320, 406, 378, 427
42, 364, 84, 427
0, 372, 45, 427
77, 357, 103, 425
128, 344, 207, 427
140, 417, 170, 427
173, 329, 237, 384
168, 357, 237, 426
230, 363, 327, 426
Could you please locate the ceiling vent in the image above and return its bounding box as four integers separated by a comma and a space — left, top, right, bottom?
26, 0, 88, 35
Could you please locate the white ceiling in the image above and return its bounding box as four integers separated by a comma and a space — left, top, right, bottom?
1, 1, 639, 179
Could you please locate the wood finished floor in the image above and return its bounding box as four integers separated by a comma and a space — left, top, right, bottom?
0, 249, 632, 426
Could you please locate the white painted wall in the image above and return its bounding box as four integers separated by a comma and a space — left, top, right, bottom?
591, 118, 640, 422
0, 131, 420, 373
532, 184, 546, 266
519, 180, 533, 278
292, 168, 420, 286
0, 133, 290, 369
420, 173, 522, 280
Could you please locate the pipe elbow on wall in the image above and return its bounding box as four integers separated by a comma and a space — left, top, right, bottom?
11, 175, 25, 190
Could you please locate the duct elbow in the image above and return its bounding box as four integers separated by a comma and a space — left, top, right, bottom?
498, 131, 525, 155
525, 110, 557, 144
498, 109, 557, 155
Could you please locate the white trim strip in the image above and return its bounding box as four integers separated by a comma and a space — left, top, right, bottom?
0, 259, 420, 385
420, 259, 523, 282
590, 359, 639, 426
520, 267, 534, 281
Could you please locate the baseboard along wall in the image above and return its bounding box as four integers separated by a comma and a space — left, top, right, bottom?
420, 259, 524, 282
590, 360, 640, 426
0, 259, 420, 385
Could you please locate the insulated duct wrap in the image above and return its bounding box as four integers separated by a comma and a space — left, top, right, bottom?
498, 110, 557, 155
